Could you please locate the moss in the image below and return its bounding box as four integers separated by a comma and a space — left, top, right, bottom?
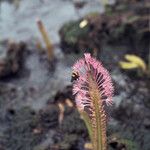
59, 20, 89, 45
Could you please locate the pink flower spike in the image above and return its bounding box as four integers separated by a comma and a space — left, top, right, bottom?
72, 53, 114, 111
72, 53, 114, 150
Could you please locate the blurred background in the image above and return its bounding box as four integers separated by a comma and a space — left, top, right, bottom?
0, 0, 149, 150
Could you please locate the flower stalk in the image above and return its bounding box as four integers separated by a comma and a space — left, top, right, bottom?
72, 53, 114, 150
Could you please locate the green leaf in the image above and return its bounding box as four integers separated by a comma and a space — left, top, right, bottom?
80, 111, 93, 142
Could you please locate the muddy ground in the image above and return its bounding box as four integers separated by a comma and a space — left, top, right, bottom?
0, 0, 150, 150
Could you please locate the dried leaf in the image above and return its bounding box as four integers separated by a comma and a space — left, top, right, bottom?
125, 54, 147, 71
119, 61, 139, 69
65, 98, 73, 107
58, 103, 65, 124
37, 19, 53, 60
119, 54, 147, 72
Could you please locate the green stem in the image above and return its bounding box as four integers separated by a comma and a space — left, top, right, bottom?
88, 75, 107, 150
93, 95, 104, 150
81, 111, 93, 141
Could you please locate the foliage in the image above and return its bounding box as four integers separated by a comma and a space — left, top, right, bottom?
60, 20, 89, 45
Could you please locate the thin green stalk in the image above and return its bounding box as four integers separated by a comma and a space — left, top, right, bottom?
89, 75, 107, 150
80, 111, 93, 141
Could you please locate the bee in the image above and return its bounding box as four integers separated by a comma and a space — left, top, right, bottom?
71, 71, 79, 82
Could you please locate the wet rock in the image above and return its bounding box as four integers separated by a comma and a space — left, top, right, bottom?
0, 41, 26, 79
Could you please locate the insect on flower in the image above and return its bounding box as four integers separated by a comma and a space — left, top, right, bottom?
71, 71, 80, 82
